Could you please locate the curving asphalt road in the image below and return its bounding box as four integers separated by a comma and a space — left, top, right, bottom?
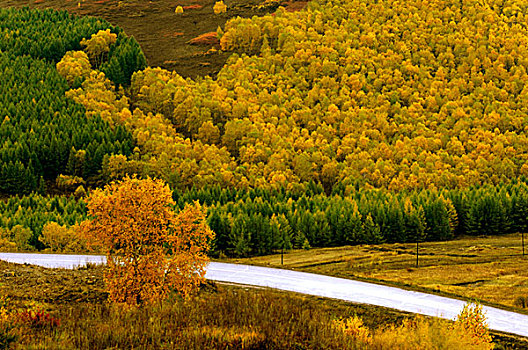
1, 252, 527, 338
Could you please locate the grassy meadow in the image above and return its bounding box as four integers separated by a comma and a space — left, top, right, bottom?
228, 233, 528, 310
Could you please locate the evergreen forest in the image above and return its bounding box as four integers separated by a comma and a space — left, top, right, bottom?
0, 8, 144, 195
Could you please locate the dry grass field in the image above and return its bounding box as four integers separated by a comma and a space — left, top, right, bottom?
228, 233, 528, 310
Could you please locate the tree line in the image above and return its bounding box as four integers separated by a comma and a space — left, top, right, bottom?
192, 180, 528, 256
2, 180, 528, 255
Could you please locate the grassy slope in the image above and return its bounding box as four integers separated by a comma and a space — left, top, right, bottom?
0, 260, 402, 349
227, 233, 528, 311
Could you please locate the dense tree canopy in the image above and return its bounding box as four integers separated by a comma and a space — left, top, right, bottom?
108, 0, 528, 192
3, 2, 528, 257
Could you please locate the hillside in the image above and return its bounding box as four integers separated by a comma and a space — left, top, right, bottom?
0, 0, 284, 78
2, 0, 528, 255
40, 0, 528, 193
1, 2, 528, 348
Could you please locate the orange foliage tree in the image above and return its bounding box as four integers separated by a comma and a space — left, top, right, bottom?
81, 176, 214, 305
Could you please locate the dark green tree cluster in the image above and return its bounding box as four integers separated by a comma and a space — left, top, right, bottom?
0, 7, 111, 62
0, 7, 146, 84
101, 33, 147, 87
0, 52, 132, 194
0, 7, 149, 195
3, 180, 528, 253
0, 194, 87, 249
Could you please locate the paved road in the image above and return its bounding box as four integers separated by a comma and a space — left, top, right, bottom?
1, 252, 527, 338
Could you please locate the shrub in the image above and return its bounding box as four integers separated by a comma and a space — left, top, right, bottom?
213, 1, 227, 14
0, 225, 33, 251
333, 315, 371, 345
0, 228, 16, 252
11, 225, 33, 251
39, 222, 87, 253
0, 305, 17, 350
17, 309, 60, 330
454, 302, 494, 349
371, 316, 484, 349
514, 296, 528, 308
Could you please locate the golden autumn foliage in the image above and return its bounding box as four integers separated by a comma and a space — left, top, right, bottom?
335, 303, 493, 349
455, 302, 494, 349
80, 29, 117, 67
60, 0, 528, 193
213, 1, 227, 14
369, 316, 487, 349
65, 70, 129, 127
333, 315, 372, 345
56, 50, 91, 86
81, 176, 214, 305
39, 222, 86, 253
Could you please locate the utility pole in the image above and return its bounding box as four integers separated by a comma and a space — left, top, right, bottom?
523, 232, 525, 257
416, 240, 419, 267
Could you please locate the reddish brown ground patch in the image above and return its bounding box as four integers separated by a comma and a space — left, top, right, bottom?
163, 31, 185, 38
188, 31, 219, 45
183, 4, 203, 9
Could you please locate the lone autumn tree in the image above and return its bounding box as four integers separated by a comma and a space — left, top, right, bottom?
81, 176, 214, 305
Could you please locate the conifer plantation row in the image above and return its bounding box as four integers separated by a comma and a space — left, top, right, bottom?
2, 180, 528, 255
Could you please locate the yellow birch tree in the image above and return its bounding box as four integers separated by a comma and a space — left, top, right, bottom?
81, 176, 214, 305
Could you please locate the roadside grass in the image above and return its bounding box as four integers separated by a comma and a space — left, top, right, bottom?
227, 233, 528, 310
1, 260, 526, 348
0, 284, 513, 349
